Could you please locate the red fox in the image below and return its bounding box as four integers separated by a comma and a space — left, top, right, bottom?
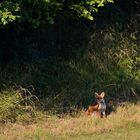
86, 92, 106, 118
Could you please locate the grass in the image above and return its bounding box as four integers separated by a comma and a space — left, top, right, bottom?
0, 103, 140, 140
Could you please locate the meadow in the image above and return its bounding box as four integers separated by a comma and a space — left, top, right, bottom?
0, 103, 140, 140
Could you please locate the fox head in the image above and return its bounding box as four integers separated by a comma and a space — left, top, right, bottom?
95, 92, 105, 104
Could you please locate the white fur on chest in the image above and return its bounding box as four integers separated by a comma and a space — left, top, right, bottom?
98, 100, 106, 112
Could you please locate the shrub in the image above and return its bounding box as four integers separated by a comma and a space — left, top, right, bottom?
0, 87, 38, 123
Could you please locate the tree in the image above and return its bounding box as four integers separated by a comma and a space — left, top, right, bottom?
0, 0, 113, 27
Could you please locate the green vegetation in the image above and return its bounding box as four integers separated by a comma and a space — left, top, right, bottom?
0, 0, 113, 27
0, 87, 39, 123
0, 16, 140, 111
0, 1, 140, 139
0, 0, 140, 122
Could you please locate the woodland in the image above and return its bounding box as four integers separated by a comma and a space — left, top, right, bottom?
0, 0, 140, 122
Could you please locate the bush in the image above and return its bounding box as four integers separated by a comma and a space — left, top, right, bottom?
0, 87, 39, 123
0, 15, 139, 112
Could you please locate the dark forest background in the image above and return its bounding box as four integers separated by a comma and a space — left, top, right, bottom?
0, 0, 140, 116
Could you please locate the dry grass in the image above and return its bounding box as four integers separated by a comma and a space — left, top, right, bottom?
0, 103, 140, 140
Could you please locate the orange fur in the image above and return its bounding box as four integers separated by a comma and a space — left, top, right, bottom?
85, 104, 99, 116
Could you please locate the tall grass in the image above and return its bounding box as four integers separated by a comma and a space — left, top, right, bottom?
0, 103, 140, 140
0, 87, 39, 123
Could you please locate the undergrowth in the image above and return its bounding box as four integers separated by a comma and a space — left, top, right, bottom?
0, 86, 40, 123
0, 15, 139, 111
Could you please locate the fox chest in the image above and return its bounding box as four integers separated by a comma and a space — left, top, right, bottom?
98, 101, 106, 112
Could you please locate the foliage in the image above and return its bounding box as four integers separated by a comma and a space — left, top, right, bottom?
0, 1, 20, 25
0, 0, 140, 113
0, 0, 113, 27
0, 87, 39, 123
0, 15, 139, 111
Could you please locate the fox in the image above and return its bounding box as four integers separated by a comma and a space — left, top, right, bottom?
86, 92, 106, 118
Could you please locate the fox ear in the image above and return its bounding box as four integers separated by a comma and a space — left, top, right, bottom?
100, 92, 105, 98
95, 92, 99, 97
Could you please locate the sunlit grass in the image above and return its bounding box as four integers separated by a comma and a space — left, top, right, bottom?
0, 103, 140, 140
